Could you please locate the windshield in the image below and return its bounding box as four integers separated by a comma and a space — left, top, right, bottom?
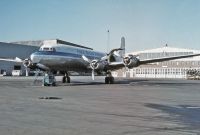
39, 47, 56, 52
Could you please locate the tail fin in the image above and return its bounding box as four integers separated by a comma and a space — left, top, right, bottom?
119, 37, 125, 56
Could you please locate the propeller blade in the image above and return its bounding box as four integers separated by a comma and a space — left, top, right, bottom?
108, 48, 123, 55
92, 70, 95, 80
82, 55, 91, 63
82, 55, 99, 81
113, 51, 121, 57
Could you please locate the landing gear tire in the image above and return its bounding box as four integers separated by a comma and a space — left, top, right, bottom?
52, 82, 56, 86
110, 77, 114, 84
105, 77, 109, 84
62, 75, 70, 83
105, 77, 114, 84
67, 76, 70, 83
62, 76, 66, 83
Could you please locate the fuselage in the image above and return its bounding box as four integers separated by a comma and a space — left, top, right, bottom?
30, 44, 106, 72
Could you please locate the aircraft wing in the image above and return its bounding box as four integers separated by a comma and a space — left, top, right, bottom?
0, 57, 23, 63
139, 53, 200, 65
107, 61, 124, 71
107, 53, 200, 71
0, 57, 50, 71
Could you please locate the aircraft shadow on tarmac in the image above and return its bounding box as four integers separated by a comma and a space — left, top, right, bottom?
32, 79, 149, 86
57, 79, 149, 86
145, 103, 200, 130
68, 80, 200, 86
33, 78, 200, 86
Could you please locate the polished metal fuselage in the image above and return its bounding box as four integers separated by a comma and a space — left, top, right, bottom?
30, 44, 106, 72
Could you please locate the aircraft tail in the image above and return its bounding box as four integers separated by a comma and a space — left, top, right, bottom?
119, 37, 125, 56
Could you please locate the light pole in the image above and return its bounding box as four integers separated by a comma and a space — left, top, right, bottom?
107, 30, 110, 53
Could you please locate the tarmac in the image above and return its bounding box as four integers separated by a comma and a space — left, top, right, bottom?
0, 76, 200, 135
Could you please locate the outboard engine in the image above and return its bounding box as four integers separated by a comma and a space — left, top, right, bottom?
123, 54, 140, 68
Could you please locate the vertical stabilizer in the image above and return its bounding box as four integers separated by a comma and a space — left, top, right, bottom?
119, 37, 125, 56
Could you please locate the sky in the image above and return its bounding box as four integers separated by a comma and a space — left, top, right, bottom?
1, 0, 200, 52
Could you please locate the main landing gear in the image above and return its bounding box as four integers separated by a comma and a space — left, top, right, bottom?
105, 71, 114, 84
62, 73, 70, 83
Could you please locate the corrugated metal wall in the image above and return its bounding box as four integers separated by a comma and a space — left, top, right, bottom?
0, 42, 39, 75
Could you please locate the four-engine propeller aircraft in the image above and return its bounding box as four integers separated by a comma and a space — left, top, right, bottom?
1, 37, 200, 85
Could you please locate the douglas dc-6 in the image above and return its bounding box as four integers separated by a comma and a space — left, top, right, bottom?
1, 37, 200, 85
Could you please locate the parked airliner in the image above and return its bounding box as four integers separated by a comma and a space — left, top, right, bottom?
1, 37, 200, 84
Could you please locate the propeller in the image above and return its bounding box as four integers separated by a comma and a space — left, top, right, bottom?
82, 55, 99, 80
82, 48, 124, 80
123, 54, 140, 69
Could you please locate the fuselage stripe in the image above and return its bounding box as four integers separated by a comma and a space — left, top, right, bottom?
33, 51, 104, 60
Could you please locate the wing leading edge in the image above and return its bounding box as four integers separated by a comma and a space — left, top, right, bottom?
0, 57, 23, 63
139, 53, 200, 65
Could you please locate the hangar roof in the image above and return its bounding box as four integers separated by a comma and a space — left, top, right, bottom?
0, 41, 40, 48
11, 40, 43, 47
127, 45, 200, 61
129, 45, 200, 54
11, 39, 93, 50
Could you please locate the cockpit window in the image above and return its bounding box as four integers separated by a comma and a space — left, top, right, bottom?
40, 47, 56, 52
43, 48, 50, 51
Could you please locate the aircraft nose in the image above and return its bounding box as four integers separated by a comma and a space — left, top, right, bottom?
30, 53, 35, 62
30, 52, 39, 63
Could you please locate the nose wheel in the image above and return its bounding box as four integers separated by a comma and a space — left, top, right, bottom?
105, 71, 114, 84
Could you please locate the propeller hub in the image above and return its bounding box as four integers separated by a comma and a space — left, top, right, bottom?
123, 55, 139, 68
123, 57, 130, 65
90, 60, 98, 70
23, 59, 32, 68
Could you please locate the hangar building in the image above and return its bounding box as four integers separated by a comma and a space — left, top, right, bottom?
0, 39, 92, 76
114, 45, 200, 79
0, 41, 40, 76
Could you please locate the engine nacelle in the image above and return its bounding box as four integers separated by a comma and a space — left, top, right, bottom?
23, 58, 49, 71
123, 55, 140, 68
23, 59, 38, 70
90, 60, 107, 71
